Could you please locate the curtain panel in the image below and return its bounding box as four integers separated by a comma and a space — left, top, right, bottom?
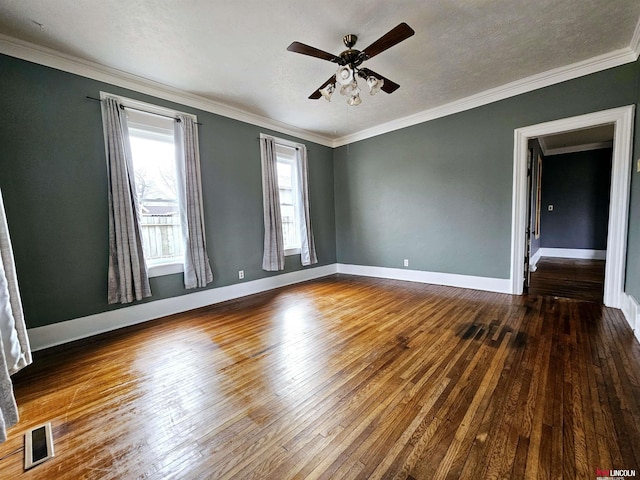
174, 115, 213, 289
296, 145, 318, 266
101, 97, 151, 304
260, 136, 285, 271
0, 188, 32, 442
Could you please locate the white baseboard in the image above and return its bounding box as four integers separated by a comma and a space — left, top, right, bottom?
536, 248, 607, 260
529, 249, 542, 271
337, 264, 512, 294
622, 293, 640, 342
28, 264, 338, 351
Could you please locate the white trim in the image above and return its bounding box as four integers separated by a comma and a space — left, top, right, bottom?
27, 264, 338, 351
0, 32, 637, 149
631, 15, 640, 59
530, 249, 542, 271
622, 293, 640, 340
0, 34, 334, 148
101, 91, 197, 122
511, 106, 635, 308
333, 47, 637, 147
148, 262, 183, 278
542, 141, 613, 157
337, 264, 511, 294
534, 248, 607, 260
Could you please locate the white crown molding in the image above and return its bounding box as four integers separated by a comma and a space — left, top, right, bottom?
332, 46, 638, 147
631, 15, 640, 59
0, 34, 334, 148
27, 264, 338, 351
543, 141, 613, 156
0, 25, 637, 150
537, 136, 549, 156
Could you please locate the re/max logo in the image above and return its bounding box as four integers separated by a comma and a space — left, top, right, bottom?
596, 468, 636, 477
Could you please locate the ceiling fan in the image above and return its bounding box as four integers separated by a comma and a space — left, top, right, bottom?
287, 22, 415, 105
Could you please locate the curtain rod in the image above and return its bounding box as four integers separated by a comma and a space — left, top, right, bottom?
86, 96, 203, 125
257, 137, 300, 150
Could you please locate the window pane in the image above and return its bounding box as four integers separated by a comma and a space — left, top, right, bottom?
276, 153, 300, 251
129, 134, 183, 264
277, 162, 292, 188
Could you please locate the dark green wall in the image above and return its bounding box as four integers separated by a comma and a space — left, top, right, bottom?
540, 149, 612, 250
334, 61, 639, 291
0, 54, 336, 328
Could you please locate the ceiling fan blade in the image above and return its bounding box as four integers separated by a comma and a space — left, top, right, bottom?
309, 75, 337, 99
358, 68, 400, 94
360, 23, 415, 60
287, 42, 341, 63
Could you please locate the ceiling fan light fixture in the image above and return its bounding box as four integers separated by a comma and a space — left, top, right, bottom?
335, 66, 354, 85
340, 80, 359, 96
320, 83, 335, 101
347, 92, 362, 106
367, 76, 384, 95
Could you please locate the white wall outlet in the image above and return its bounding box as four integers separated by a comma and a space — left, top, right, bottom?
238, 270, 244, 279
547, 205, 554, 211
403, 259, 409, 267
637, 158, 640, 173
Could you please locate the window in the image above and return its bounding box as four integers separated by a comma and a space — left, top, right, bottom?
126, 109, 183, 274
275, 143, 301, 255
259, 132, 317, 270
102, 93, 200, 277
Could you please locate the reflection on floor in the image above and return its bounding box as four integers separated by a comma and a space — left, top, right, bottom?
528, 257, 605, 303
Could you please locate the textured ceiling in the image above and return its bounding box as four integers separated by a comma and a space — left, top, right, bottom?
0, 1, 639, 142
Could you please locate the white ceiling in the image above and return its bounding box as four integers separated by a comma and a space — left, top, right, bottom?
0, 1, 639, 144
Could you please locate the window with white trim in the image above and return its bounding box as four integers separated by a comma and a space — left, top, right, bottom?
275, 143, 302, 255
102, 93, 202, 277
126, 109, 183, 274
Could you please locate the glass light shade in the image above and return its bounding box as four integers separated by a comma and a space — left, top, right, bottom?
340, 81, 359, 96
320, 83, 335, 101
367, 76, 384, 95
347, 93, 362, 106
335, 66, 354, 85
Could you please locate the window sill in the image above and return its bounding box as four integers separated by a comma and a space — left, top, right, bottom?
148, 262, 184, 278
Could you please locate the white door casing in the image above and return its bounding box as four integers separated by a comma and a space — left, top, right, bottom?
510, 105, 635, 308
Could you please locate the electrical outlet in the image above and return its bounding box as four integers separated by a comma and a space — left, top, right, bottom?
403, 259, 409, 267
238, 270, 244, 279
637, 158, 640, 173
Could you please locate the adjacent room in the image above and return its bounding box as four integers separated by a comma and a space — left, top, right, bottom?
0, 2, 640, 478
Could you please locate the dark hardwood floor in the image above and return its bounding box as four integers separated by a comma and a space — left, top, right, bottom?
0, 274, 639, 479
528, 257, 606, 303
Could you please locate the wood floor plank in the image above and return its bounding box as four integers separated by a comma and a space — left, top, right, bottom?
0, 274, 639, 479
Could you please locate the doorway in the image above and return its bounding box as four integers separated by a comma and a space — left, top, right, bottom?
525, 128, 613, 302
510, 105, 635, 308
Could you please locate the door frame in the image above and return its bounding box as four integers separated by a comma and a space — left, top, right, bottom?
510, 105, 635, 308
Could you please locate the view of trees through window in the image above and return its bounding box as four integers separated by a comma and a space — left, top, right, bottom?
128, 117, 183, 266
276, 146, 300, 251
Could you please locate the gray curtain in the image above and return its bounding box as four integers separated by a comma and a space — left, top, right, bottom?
175, 115, 213, 289
295, 145, 318, 266
0, 187, 32, 442
260, 136, 285, 271
102, 97, 151, 304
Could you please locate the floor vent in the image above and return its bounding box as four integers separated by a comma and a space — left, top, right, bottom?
24, 422, 54, 470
